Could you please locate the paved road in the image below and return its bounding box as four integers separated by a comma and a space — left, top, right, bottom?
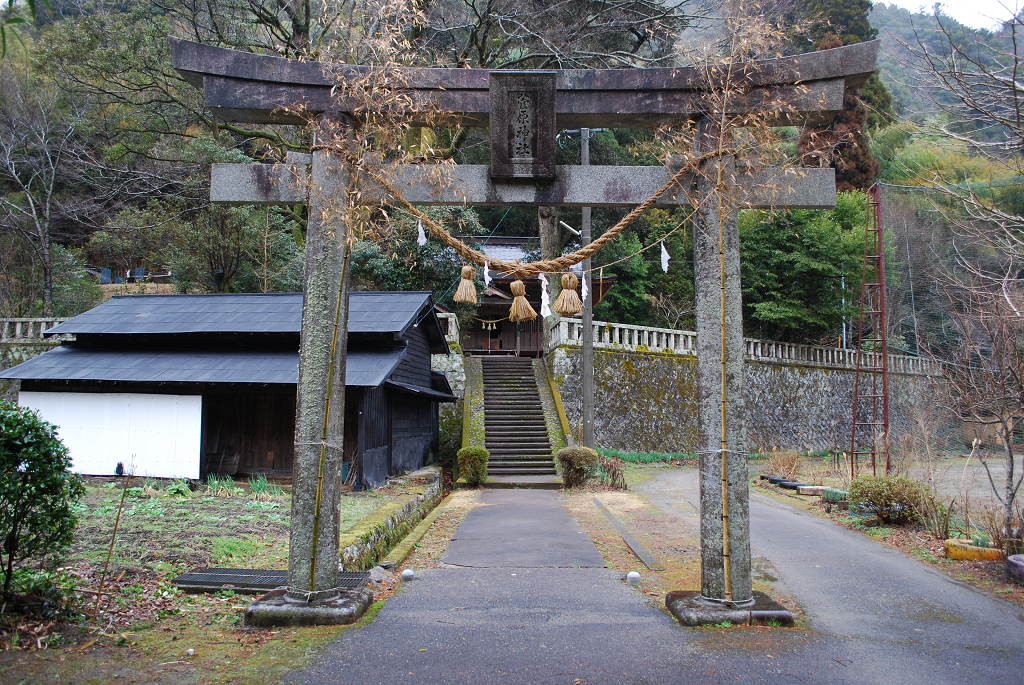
293, 477, 1024, 685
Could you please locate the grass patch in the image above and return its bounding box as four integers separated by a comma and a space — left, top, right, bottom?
596, 447, 696, 463
0, 477, 405, 682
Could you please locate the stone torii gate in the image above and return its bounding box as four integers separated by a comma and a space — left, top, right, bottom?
169, 37, 877, 624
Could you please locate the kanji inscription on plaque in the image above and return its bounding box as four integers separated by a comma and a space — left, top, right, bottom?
489, 72, 556, 179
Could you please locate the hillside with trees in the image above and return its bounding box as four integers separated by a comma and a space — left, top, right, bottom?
0, 0, 918, 347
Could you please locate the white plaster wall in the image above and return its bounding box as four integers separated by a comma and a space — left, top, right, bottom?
18, 391, 202, 479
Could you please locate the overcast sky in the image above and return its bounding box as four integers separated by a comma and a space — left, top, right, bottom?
875, 1, 1019, 30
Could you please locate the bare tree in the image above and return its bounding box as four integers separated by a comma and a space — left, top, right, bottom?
900, 14, 1024, 311
934, 282, 1024, 555
0, 60, 84, 316
649, 291, 694, 330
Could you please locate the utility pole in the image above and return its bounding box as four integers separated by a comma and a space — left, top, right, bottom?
581, 128, 595, 449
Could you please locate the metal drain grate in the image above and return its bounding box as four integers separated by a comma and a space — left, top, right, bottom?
173, 568, 369, 594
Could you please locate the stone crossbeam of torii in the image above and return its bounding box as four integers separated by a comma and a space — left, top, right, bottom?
169, 37, 877, 615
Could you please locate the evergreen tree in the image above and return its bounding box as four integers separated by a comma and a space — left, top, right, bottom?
793, 0, 894, 189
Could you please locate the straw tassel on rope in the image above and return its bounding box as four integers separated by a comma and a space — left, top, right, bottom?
508, 279, 537, 322
552, 272, 583, 316
454, 265, 477, 304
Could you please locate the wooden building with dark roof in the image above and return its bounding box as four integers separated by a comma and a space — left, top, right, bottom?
0, 292, 454, 488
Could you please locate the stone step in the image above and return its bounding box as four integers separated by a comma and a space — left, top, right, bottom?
484, 404, 541, 408
480, 359, 554, 476
487, 440, 552, 446
486, 432, 549, 439
489, 460, 554, 467
488, 467, 557, 476
485, 431, 550, 438
487, 450, 554, 458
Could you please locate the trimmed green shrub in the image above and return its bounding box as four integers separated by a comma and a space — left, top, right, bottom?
848, 475, 921, 525
457, 446, 489, 486
557, 447, 599, 488
0, 401, 85, 599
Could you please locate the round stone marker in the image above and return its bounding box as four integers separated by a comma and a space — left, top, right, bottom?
401, 568, 415, 582
1008, 554, 1024, 584
626, 571, 641, 585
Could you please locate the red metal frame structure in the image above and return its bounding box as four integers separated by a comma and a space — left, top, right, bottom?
850, 183, 891, 477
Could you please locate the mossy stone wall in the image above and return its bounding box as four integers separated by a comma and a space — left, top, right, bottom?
338, 479, 442, 570
547, 346, 947, 453
0, 342, 59, 402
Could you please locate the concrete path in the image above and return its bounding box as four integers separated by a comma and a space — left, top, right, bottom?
638, 469, 1024, 683
293, 479, 1024, 685
443, 490, 605, 568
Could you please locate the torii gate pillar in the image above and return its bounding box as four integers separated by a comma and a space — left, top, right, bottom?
692, 119, 752, 604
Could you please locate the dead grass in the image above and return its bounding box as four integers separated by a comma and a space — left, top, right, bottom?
560, 473, 805, 628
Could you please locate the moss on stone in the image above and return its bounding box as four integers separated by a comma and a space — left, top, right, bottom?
339, 480, 442, 570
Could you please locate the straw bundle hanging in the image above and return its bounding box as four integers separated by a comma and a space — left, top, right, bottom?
454, 265, 477, 304
552, 272, 583, 316
508, 279, 537, 322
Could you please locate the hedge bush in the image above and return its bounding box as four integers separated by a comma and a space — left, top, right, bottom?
0, 401, 85, 599
848, 475, 922, 525
556, 447, 599, 488
457, 446, 489, 486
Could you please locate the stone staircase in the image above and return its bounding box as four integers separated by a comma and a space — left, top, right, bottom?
481, 357, 556, 477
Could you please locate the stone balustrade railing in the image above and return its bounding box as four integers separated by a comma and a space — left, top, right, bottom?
0, 318, 68, 342
548, 316, 941, 376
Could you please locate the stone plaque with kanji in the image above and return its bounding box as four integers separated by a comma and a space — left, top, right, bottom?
489, 72, 556, 179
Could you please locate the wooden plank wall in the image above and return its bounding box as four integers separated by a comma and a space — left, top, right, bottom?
392, 326, 433, 387
359, 385, 390, 487
203, 390, 295, 476
390, 395, 432, 475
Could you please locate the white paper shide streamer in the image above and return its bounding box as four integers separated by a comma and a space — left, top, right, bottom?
538, 273, 552, 317
581, 271, 589, 303
483, 261, 492, 287
661, 240, 670, 273
417, 218, 427, 246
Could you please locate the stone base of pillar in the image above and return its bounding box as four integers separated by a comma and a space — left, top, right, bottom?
665, 590, 794, 627
243, 587, 374, 627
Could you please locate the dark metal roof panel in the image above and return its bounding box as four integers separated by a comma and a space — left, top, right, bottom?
0, 346, 407, 387
385, 379, 457, 402
345, 349, 406, 387
44, 291, 435, 336
0, 347, 298, 384
44, 294, 303, 336
348, 291, 432, 334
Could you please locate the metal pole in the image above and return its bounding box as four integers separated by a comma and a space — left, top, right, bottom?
581, 128, 595, 449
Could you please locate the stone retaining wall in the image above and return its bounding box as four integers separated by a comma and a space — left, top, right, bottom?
546, 345, 952, 454
1, 342, 59, 402
339, 478, 443, 571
